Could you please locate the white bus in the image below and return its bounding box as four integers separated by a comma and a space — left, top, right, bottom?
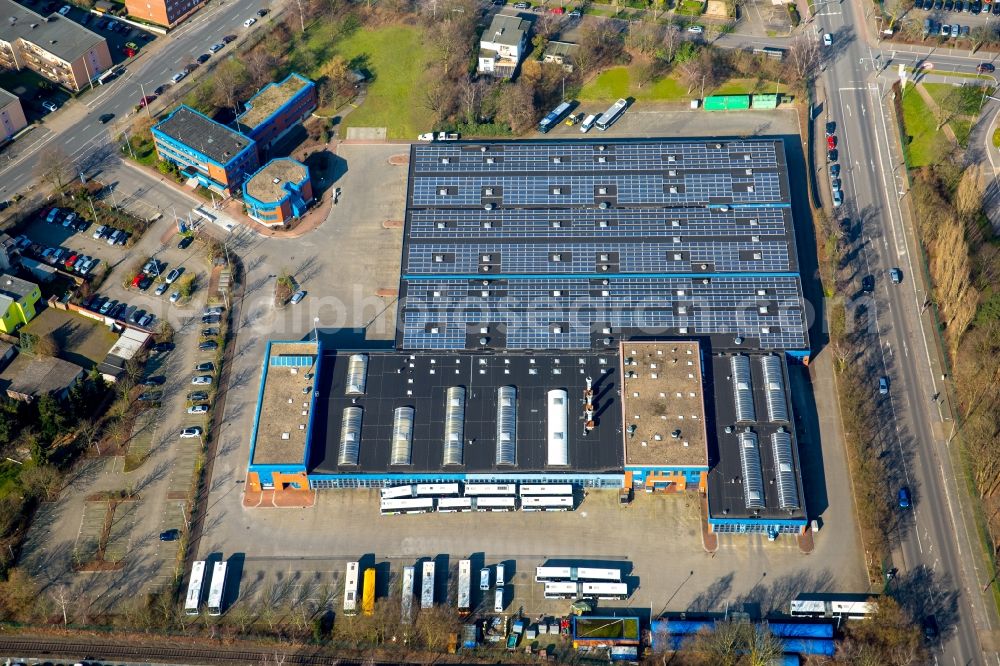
344, 561, 360, 616
421, 561, 436, 608
401, 565, 415, 625
380, 497, 434, 515
521, 495, 574, 511
474, 496, 517, 512
415, 483, 461, 497
519, 484, 574, 496
544, 581, 579, 599
535, 566, 621, 582
457, 560, 472, 615
494, 587, 504, 613
464, 483, 518, 496
595, 98, 628, 131
381, 485, 415, 499
207, 561, 227, 616
184, 560, 207, 616
580, 582, 629, 600
437, 497, 473, 513
790, 593, 878, 620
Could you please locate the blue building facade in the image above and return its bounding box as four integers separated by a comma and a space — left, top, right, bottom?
242, 158, 314, 226
151, 106, 259, 196
236, 73, 318, 151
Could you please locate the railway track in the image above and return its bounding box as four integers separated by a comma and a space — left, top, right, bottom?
0, 637, 387, 665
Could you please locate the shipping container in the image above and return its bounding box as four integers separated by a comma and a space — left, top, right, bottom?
751, 93, 780, 109
703, 95, 751, 111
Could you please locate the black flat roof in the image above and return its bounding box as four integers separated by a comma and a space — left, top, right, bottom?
309, 350, 623, 475
153, 106, 253, 166
705, 352, 807, 521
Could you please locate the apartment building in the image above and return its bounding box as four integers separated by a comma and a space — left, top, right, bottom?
124, 0, 205, 28
0, 0, 113, 92
0, 89, 27, 144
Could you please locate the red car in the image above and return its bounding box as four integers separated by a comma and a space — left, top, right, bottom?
549, 6, 564, 12
827, 135, 837, 149
137, 95, 156, 108
64, 254, 78, 269
131, 274, 143, 288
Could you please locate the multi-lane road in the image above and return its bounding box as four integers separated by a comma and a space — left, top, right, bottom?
812, 1, 1000, 664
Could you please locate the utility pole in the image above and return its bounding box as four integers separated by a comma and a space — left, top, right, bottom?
140, 81, 153, 121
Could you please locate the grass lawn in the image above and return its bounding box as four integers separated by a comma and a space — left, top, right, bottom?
580, 66, 781, 103
951, 117, 973, 148
993, 127, 1000, 148
922, 82, 960, 107
0, 460, 21, 499
712, 78, 788, 96
676, 0, 705, 14
574, 617, 640, 639
334, 25, 437, 140
900, 86, 952, 168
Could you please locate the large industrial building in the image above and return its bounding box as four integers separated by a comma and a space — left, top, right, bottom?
246, 139, 811, 535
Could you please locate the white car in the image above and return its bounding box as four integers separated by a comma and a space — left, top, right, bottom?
823, 33, 833, 46
179, 427, 202, 438
187, 404, 209, 414
243, 17, 256, 27
687, 25, 703, 33
169, 291, 180, 303
42, 100, 58, 113
192, 375, 213, 385
58, 4, 71, 14
170, 70, 188, 84
165, 268, 182, 284
417, 132, 435, 141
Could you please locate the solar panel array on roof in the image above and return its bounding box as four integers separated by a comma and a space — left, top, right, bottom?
771, 429, 800, 510
399, 139, 808, 353
760, 355, 789, 422
731, 355, 756, 422
739, 430, 765, 510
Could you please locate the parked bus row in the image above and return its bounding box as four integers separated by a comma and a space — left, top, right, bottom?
536, 98, 630, 133
184, 560, 228, 616
543, 581, 629, 600
382, 483, 573, 500
380, 494, 574, 515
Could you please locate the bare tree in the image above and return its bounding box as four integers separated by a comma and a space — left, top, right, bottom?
457, 78, 487, 125
661, 24, 682, 64
34, 145, 74, 194
49, 584, 72, 626
213, 59, 250, 117
786, 33, 821, 82
20, 465, 62, 501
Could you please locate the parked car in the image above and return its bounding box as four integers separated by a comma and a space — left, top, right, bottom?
179, 427, 203, 438
823, 33, 833, 46
142, 376, 166, 386
828, 149, 838, 162
137, 95, 156, 109
129, 309, 145, 324
830, 163, 841, 178
222, 34, 237, 43
159, 529, 180, 541
154, 283, 168, 296
99, 299, 116, 315
178, 236, 194, 250
187, 404, 209, 414
201, 327, 219, 338
898, 487, 911, 509
165, 268, 183, 284
687, 25, 704, 33
45, 208, 61, 224
978, 63, 996, 73
827, 135, 837, 149
196, 53, 211, 64
188, 391, 209, 402
201, 314, 220, 324
138, 391, 162, 402
290, 290, 306, 304
138, 313, 153, 327
192, 375, 213, 385
832, 190, 843, 207
830, 178, 842, 191
204, 306, 224, 315
861, 275, 875, 293
243, 17, 257, 27
196, 362, 215, 373
199, 341, 218, 352
879, 376, 889, 395
889, 267, 903, 284
825, 121, 836, 136
256, 7, 268, 15
209, 42, 225, 53
568, 9, 581, 16
169, 291, 180, 303
58, 4, 71, 14
152, 342, 174, 353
